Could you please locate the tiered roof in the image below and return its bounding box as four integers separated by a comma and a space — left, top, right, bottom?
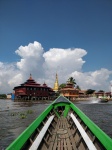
20, 74, 41, 87
14, 74, 51, 89
61, 81, 78, 91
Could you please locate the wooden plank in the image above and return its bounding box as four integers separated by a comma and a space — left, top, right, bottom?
49, 117, 64, 150
64, 118, 77, 150
53, 134, 58, 150
57, 138, 61, 150
49, 134, 56, 150
63, 138, 67, 150
63, 126, 68, 150
58, 117, 75, 150
65, 132, 72, 150
49, 116, 77, 150
49, 120, 59, 150
29, 115, 54, 150
70, 113, 97, 150
60, 138, 64, 150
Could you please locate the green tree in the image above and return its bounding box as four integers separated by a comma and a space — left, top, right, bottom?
68, 77, 76, 87
98, 90, 104, 93
76, 85, 81, 90
59, 83, 66, 90
0, 94, 7, 99
86, 89, 95, 95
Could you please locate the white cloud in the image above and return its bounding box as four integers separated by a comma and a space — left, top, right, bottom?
0, 62, 18, 93
0, 41, 112, 94
70, 68, 112, 91
8, 73, 23, 87
43, 48, 87, 84
15, 41, 45, 80
15, 42, 44, 58
43, 48, 86, 71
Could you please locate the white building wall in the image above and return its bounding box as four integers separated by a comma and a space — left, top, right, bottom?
7, 94, 11, 99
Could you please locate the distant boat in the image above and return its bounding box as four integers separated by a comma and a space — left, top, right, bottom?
6, 96, 112, 150
99, 98, 108, 103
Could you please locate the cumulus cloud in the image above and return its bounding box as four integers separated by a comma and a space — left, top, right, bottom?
43, 47, 87, 87
0, 62, 19, 93
0, 41, 112, 93
15, 42, 44, 77
70, 69, 112, 91
43, 48, 86, 71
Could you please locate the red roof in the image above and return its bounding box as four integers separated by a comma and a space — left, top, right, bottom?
17, 90, 26, 95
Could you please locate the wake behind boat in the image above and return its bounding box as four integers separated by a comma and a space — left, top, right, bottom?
6, 96, 112, 150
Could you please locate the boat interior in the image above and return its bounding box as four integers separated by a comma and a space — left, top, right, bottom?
21, 106, 105, 150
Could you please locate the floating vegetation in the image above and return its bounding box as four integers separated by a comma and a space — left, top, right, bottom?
20, 113, 27, 119
10, 110, 33, 119
27, 110, 33, 114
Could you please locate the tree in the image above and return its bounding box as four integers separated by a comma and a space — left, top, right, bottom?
59, 83, 66, 90
98, 90, 104, 93
0, 94, 7, 99
76, 85, 81, 90
86, 89, 95, 95
67, 77, 76, 87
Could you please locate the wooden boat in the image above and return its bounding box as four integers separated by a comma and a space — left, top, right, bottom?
6, 96, 112, 150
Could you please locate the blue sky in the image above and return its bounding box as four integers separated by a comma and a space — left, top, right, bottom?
0, 0, 112, 93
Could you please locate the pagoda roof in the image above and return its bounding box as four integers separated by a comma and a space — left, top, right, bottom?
61, 88, 78, 91
60, 82, 76, 91
42, 82, 48, 87
13, 74, 52, 89
20, 74, 41, 86
64, 82, 74, 88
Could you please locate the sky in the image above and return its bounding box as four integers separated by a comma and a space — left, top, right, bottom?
0, 0, 112, 94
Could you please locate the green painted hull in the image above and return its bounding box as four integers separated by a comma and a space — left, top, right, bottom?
6, 96, 112, 150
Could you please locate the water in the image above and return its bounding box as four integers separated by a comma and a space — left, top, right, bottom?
0, 100, 50, 149
75, 100, 112, 138
0, 99, 112, 149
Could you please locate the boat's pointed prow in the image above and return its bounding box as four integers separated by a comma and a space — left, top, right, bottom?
53, 95, 71, 104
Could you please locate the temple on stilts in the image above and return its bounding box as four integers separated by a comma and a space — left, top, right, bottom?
13, 74, 54, 101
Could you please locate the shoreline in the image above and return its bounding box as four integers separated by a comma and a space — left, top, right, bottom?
1, 97, 112, 102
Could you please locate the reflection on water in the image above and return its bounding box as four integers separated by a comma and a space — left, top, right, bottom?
0, 99, 112, 149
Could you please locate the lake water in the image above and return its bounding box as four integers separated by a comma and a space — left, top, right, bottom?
0, 99, 112, 149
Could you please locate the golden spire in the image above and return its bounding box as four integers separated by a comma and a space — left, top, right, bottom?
53, 73, 59, 92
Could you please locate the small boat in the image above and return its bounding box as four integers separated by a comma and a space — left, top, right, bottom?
100, 98, 108, 103
6, 96, 112, 150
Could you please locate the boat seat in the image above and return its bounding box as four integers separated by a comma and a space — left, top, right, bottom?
70, 113, 97, 150
29, 115, 54, 150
